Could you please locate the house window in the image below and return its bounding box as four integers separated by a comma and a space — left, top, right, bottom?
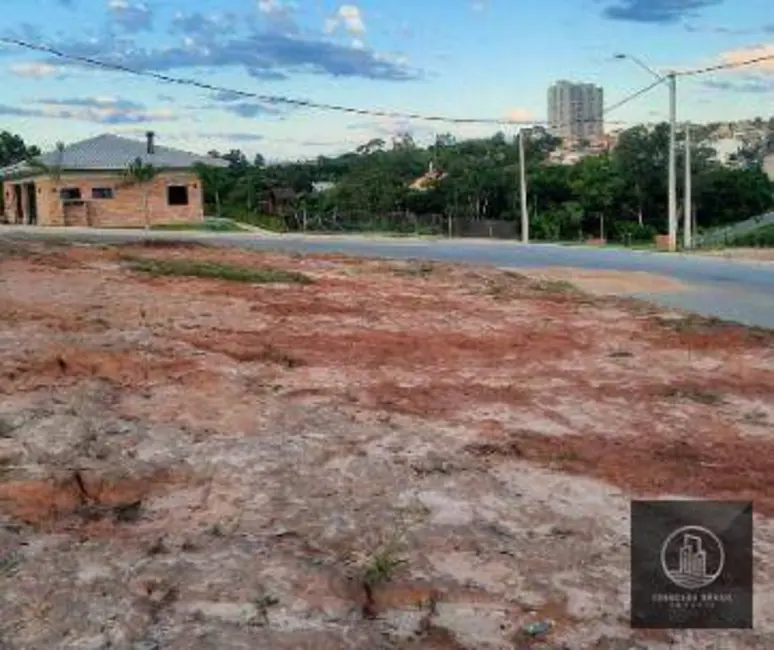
60, 187, 81, 200
92, 187, 114, 199
167, 185, 189, 206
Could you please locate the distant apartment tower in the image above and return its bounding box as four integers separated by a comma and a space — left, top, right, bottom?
547, 81, 604, 140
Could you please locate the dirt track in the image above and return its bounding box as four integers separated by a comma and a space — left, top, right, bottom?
1, 238, 773, 649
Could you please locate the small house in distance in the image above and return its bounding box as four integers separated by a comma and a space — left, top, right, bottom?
0, 132, 228, 227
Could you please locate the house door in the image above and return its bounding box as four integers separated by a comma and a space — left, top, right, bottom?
24, 183, 37, 225
13, 185, 22, 224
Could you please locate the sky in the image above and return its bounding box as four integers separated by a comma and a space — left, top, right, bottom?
0, 0, 772, 161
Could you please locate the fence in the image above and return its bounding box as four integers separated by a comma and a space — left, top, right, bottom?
694, 211, 774, 247
450, 218, 519, 239
286, 210, 523, 239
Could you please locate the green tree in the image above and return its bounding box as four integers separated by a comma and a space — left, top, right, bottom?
570, 154, 623, 238
0, 131, 40, 167
123, 157, 158, 229
194, 162, 230, 217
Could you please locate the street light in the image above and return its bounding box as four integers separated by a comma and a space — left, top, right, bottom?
613, 53, 664, 82
614, 53, 678, 252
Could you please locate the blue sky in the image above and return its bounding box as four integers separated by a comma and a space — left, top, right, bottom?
0, 0, 772, 160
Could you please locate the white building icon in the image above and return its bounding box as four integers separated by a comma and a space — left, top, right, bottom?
678, 534, 708, 578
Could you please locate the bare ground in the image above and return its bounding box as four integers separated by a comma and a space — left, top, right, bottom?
1, 238, 773, 649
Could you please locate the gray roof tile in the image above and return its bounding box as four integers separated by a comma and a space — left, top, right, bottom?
0, 133, 229, 178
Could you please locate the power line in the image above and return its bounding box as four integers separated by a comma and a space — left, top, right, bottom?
1, 35, 659, 129
678, 52, 774, 77
600, 77, 665, 116
0, 36, 528, 125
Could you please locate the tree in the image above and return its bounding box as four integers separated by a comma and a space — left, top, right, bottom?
123, 157, 158, 229
27, 141, 66, 224
612, 126, 662, 227
570, 154, 623, 238
694, 166, 774, 229
0, 131, 40, 168
194, 162, 230, 217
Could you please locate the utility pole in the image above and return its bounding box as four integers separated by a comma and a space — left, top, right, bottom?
615, 55, 679, 252
667, 71, 678, 252
518, 129, 529, 243
684, 124, 692, 249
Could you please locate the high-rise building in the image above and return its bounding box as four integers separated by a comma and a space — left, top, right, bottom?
547, 81, 604, 141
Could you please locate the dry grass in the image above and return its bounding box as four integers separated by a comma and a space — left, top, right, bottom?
122, 255, 313, 284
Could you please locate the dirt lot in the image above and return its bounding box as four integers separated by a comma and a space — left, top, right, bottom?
1, 237, 773, 649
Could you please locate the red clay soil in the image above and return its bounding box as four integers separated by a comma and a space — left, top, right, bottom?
2, 347, 206, 394
2, 242, 773, 511
2, 238, 774, 649
468, 423, 774, 515
0, 467, 186, 533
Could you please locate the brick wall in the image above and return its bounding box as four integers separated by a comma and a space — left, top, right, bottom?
4, 171, 204, 227
53, 171, 204, 227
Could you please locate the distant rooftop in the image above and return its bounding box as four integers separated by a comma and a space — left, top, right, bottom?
0, 133, 229, 179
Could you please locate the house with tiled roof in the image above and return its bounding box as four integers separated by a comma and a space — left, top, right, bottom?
0, 132, 227, 227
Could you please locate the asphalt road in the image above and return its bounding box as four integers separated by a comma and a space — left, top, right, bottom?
4, 226, 774, 328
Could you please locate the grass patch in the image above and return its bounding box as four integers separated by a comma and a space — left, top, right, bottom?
361, 547, 406, 589
392, 261, 436, 277
530, 278, 579, 294
124, 256, 313, 284
653, 313, 774, 341
151, 218, 247, 233
662, 386, 724, 405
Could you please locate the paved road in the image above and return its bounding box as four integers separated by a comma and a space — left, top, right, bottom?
4, 226, 774, 328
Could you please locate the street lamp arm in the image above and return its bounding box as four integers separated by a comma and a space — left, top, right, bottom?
613, 53, 665, 81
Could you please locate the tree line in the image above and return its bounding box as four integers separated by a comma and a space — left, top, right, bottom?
200, 123, 774, 243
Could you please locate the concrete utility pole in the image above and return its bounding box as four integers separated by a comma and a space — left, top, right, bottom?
684, 124, 692, 249
614, 54, 680, 252
518, 129, 529, 243
667, 71, 678, 252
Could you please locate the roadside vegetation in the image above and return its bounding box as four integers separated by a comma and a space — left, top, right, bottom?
726, 223, 774, 247
188, 122, 774, 244
150, 218, 248, 233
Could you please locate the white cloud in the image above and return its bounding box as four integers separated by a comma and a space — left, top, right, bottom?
471, 0, 486, 12
9, 62, 63, 78
107, 0, 153, 33
719, 43, 774, 73
505, 108, 532, 122
36, 97, 177, 124
325, 4, 366, 36
339, 5, 366, 34
257, 0, 295, 21
323, 18, 338, 34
